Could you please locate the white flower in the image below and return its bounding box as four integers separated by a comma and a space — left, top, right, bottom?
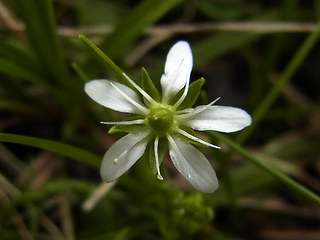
85, 41, 252, 193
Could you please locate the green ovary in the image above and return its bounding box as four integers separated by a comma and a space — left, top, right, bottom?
147, 107, 174, 135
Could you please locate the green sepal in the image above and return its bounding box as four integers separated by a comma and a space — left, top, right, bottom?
148, 137, 168, 175
107, 116, 146, 134
108, 122, 148, 134
141, 67, 160, 103
78, 34, 135, 90
173, 77, 206, 110
176, 125, 213, 148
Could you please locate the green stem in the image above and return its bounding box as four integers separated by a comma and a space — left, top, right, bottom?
237, 20, 320, 143
0, 133, 100, 168
211, 132, 320, 206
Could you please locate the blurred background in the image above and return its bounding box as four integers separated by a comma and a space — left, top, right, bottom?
0, 0, 320, 239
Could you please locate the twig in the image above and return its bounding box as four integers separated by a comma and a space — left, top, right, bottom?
0, 188, 34, 240
1, 18, 317, 37
59, 197, 75, 240
82, 182, 116, 212
40, 213, 67, 240
125, 32, 171, 66
240, 197, 320, 220
0, 143, 26, 174
125, 22, 316, 65
0, 173, 66, 239
0, 1, 24, 31
147, 22, 317, 35
64, 22, 317, 37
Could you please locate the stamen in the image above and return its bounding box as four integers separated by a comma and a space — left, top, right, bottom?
177, 97, 221, 120
177, 129, 221, 149
161, 76, 170, 104
110, 82, 149, 115
122, 72, 157, 105
154, 137, 164, 180
100, 119, 145, 125
175, 108, 193, 115
111, 131, 151, 165
112, 150, 128, 165
157, 174, 164, 180
173, 71, 190, 109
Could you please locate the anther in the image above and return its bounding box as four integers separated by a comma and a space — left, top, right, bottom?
157, 174, 164, 180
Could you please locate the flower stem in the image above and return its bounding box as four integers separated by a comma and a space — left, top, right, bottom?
210, 132, 320, 206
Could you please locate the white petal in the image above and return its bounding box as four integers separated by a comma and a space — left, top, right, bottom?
167, 136, 218, 193
100, 132, 150, 182
182, 106, 252, 133
161, 41, 193, 102
85, 79, 146, 114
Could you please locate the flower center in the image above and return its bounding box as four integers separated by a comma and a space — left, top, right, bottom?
147, 107, 174, 135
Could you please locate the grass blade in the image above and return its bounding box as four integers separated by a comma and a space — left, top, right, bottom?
0, 133, 101, 168
237, 21, 320, 143
15, 0, 68, 87
101, 0, 183, 59
210, 132, 320, 206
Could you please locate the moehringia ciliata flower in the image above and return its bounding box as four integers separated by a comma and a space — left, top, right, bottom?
85, 41, 252, 193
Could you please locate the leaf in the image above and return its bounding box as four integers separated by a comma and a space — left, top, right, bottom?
79, 34, 134, 90
71, 62, 90, 83
0, 133, 101, 168
0, 100, 39, 114
210, 131, 320, 206
193, 32, 260, 68
0, 58, 64, 102
237, 20, 320, 144
101, 0, 183, 59
192, 10, 282, 67
0, 41, 40, 76
15, 0, 68, 87
198, 0, 244, 20
9, 179, 95, 206
0, 58, 49, 87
